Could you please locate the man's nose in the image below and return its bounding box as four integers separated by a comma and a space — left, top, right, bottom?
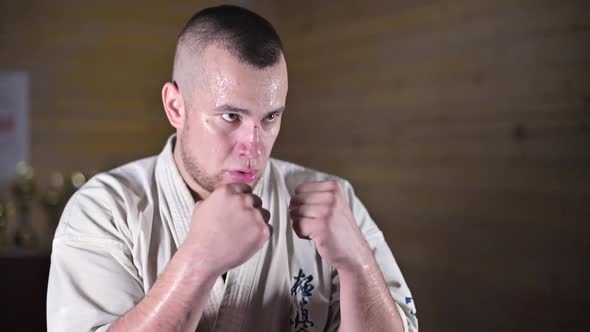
238, 124, 262, 159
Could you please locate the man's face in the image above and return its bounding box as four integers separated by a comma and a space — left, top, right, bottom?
176, 46, 288, 193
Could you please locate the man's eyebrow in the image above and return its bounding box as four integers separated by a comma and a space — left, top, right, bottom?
214, 104, 285, 117
214, 104, 250, 115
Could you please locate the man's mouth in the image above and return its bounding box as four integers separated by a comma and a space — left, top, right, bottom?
229, 170, 258, 183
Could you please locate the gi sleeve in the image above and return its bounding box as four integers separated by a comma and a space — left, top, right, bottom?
47, 182, 144, 332
324, 181, 418, 332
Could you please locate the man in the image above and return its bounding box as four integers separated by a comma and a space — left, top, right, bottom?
47, 5, 418, 332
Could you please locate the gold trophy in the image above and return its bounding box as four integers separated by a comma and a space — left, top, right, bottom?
42, 170, 88, 239
68, 171, 87, 195
11, 161, 37, 248
63, 171, 87, 203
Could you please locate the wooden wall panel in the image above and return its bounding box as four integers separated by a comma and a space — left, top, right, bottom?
270, 1, 590, 331
1, 0, 589, 331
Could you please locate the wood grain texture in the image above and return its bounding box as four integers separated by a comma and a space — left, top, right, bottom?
274, 1, 590, 331
1, 0, 589, 331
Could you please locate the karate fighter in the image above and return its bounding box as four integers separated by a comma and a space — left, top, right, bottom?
47, 5, 418, 332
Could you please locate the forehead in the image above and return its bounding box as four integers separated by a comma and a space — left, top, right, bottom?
199, 45, 288, 112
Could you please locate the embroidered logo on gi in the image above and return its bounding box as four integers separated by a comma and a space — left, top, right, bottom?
290, 269, 315, 332
405, 296, 416, 316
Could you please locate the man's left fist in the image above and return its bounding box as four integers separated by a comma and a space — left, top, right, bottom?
289, 181, 373, 273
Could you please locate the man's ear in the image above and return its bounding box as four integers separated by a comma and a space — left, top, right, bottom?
162, 81, 185, 129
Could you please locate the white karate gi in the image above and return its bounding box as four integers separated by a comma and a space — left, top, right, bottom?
47, 136, 418, 332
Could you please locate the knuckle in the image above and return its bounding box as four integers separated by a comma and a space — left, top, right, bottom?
255, 224, 269, 242
331, 181, 343, 194
294, 185, 304, 194
239, 194, 251, 206
327, 193, 337, 206
260, 225, 271, 238
247, 207, 258, 219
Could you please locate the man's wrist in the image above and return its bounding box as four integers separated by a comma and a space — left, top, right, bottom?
336, 250, 379, 281
175, 243, 221, 284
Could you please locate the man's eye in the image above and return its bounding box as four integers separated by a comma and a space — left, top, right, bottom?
265, 113, 280, 122
221, 113, 239, 122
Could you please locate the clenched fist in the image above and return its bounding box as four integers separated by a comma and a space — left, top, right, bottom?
185, 183, 271, 278
289, 181, 373, 273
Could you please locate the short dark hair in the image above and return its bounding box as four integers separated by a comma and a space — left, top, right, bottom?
176, 5, 284, 68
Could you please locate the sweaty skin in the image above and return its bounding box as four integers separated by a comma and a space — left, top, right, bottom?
108, 44, 404, 332
175, 45, 287, 198
109, 45, 286, 332
289, 181, 404, 332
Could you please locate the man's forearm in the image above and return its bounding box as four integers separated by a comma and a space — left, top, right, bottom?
108, 244, 217, 332
337, 259, 404, 332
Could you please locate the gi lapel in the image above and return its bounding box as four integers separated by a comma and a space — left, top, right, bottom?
211, 165, 271, 332
155, 136, 227, 330
155, 135, 193, 247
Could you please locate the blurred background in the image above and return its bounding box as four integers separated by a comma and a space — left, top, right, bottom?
1, 0, 589, 330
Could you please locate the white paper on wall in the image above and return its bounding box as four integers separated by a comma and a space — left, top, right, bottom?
0, 71, 29, 181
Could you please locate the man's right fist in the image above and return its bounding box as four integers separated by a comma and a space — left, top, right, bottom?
185, 183, 271, 278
